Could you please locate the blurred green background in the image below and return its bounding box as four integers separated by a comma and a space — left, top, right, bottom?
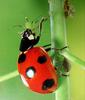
0, 0, 85, 100
67, 0, 85, 100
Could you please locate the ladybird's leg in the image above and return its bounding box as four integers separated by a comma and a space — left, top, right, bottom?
43, 44, 67, 52
45, 48, 52, 52
42, 44, 51, 48
42, 44, 51, 52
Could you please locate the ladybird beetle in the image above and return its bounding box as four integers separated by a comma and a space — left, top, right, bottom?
17, 17, 58, 94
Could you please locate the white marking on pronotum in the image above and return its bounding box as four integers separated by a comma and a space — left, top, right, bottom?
20, 75, 29, 87
28, 34, 34, 40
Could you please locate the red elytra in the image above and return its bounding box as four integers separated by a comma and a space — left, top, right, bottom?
18, 47, 58, 94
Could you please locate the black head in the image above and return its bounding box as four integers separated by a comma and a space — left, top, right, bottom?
22, 29, 33, 38
19, 28, 40, 52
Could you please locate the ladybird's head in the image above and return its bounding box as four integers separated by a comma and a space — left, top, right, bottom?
18, 47, 58, 94
22, 29, 35, 40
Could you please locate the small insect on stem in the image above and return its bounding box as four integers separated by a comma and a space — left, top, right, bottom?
64, 0, 75, 18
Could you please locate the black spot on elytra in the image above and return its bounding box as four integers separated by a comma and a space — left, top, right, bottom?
18, 53, 26, 63
42, 79, 54, 90
37, 55, 47, 64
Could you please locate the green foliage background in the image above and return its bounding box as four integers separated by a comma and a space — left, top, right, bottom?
67, 0, 85, 100
0, 0, 85, 100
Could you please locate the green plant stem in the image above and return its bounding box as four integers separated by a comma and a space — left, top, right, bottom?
48, 0, 67, 48
48, 0, 85, 100
0, 70, 19, 82
48, 0, 70, 100
61, 50, 85, 69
